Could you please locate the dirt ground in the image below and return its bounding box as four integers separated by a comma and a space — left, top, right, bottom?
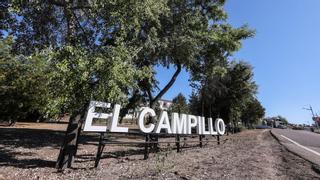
0, 123, 319, 180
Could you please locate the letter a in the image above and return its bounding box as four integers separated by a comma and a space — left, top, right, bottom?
155, 111, 172, 134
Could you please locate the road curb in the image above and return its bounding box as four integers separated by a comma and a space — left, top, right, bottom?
270, 130, 320, 174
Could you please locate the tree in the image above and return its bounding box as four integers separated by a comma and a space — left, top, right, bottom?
223, 61, 258, 127
4, 0, 166, 169
276, 115, 288, 125
188, 91, 201, 115
48, 45, 147, 169
188, 17, 255, 121
120, 0, 255, 117
0, 37, 49, 122
241, 97, 265, 128
171, 93, 189, 114
2, 0, 256, 169
189, 61, 259, 130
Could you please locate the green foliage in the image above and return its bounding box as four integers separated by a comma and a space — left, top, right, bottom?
0, 0, 259, 167
225, 61, 258, 125
0, 37, 49, 120
188, 92, 201, 115
189, 60, 262, 128
0, 38, 150, 120
124, 0, 255, 109
241, 98, 265, 128
276, 115, 288, 125
43, 45, 150, 117
2, 0, 165, 119
170, 93, 189, 114
1, 0, 256, 122
5, 0, 168, 55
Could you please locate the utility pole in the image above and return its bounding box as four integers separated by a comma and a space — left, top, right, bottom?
303, 105, 319, 129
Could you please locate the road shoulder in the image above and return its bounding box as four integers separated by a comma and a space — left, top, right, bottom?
271, 129, 320, 167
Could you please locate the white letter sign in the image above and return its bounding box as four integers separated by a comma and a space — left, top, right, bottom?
155, 111, 172, 134
171, 113, 187, 134
215, 118, 226, 135
83, 101, 226, 136
109, 104, 128, 133
83, 101, 111, 132
138, 107, 156, 133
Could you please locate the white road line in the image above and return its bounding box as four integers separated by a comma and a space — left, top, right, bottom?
280, 135, 320, 157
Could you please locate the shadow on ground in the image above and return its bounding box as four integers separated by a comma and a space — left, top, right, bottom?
0, 148, 56, 168
0, 127, 218, 169
0, 128, 101, 169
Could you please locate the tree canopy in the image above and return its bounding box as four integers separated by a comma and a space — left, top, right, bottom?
1, 0, 255, 120
241, 97, 265, 128
171, 93, 189, 114
189, 61, 264, 128
0, 0, 261, 169
0, 37, 49, 121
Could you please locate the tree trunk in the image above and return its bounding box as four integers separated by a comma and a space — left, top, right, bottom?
55, 1, 83, 170
146, 64, 181, 150
119, 90, 141, 123
56, 113, 83, 170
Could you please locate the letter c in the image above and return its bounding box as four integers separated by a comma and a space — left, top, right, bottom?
138, 107, 156, 133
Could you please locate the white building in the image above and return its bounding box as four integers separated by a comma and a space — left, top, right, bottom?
122, 99, 173, 121
158, 99, 173, 110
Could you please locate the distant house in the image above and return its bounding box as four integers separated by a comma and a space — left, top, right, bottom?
263, 118, 274, 127
158, 99, 173, 110
263, 117, 286, 128
274, 119, 286, 128
122, 99, 173, 121
313, 117, 320, 127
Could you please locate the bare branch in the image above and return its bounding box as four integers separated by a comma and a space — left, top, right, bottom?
151, 64, 182, 107
48, 0, 66, 7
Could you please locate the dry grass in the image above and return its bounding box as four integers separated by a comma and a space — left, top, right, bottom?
0, 123, 319, 179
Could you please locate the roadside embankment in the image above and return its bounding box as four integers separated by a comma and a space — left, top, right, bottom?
0, 124, 319, 179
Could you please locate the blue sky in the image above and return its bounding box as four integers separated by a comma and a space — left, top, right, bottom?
156, 0, 320, 124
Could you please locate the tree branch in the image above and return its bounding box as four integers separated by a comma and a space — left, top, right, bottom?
48, 0, 66, 7
146, 88, 153, 104
72, 11, 90, 46
150, 64, 182, 107
119, 90, 141, 121
71, 6, 92, 10
48, 0, 92, 9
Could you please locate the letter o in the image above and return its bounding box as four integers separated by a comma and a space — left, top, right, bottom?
215, 118, 225, 135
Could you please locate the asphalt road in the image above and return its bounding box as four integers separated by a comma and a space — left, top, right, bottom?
272, 129, 320, 165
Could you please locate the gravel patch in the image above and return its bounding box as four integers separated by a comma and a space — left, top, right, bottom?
0, 124, 319, 179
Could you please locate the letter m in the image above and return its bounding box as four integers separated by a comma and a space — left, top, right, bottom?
171, 113, 187, 134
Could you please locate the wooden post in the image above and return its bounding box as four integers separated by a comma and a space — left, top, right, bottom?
217, 135, 220, 145
94, 133, 105, 168
144, 134, 149, 160
75, 117, 85, 156
199, 135, 203, 148
153, 135, 159, 152
227, 126, 229, 136
176, 134, 180, 152
176, 107, 181, 153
